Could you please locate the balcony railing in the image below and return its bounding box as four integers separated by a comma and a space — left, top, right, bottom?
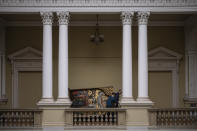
0, 109, 42, 128
149, 108, 197, 128
65, 108, 126, 129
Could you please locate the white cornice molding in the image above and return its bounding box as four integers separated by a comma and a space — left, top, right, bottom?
0, 0, 197, 7
0, 0, 197, 13
6, 21, 184, 27
8, 46, 42, 60
149, 46, 183, 60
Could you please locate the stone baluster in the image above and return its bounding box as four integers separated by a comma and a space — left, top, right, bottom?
92, 113, 95, 126
114, 112, 118, 125
13, 112, 16, 127
9, 112, 11, 126
17, 112, 21, 127
78, 113, 81, 126
95, 113, 98, 125
100, 112, 104, 125
109, 112, 112, 125
0, 113, 3, 126
82, 113, 85, 126
87, 113, 90, 126
73, 112, 77, 126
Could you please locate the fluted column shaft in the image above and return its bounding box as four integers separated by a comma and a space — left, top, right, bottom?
137, 12, 150, 101
56, 12, 71, 104
120, 12, 135, 105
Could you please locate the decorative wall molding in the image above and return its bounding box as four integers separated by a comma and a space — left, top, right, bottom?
137, 12, 150, 25
57, 11, 70, 25
40, 12, 53, 25
0, 0, 197, 7
121, 12, 134, 25
0, 0, 197, 13
148, 46, 183, 108
8, 47, 42, 108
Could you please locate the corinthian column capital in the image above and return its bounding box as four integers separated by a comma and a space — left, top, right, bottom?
137, 12, 150, 25
40, 12, 53, 25
121, 12, 134, 25
57, 11, 70, 25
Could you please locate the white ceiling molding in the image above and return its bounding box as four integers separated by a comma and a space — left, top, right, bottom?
148, 46, 183, 108
0, 0, 197, 13
6, 20, 184, 27
8, 46, 42, 108
0, 0, 197, 7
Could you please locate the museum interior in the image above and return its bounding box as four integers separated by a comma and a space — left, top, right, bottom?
0, 0, 197, 130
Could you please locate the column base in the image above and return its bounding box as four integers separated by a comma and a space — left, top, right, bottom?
136, 97, 154, 106
0, 95, 8, 104
56, 98, 71, 107
37, 98, 55, 106
137, 97, 152, 102
120, 97, 136, 107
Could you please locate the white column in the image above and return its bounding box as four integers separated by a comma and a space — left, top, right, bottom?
120, 12, 135, 105
184, 16, 197, 104
38, 12, 54, 104
56, 12, 71, 105
172, 69, 179, 107
0, 19, 7, 104
137, 12, 151, 103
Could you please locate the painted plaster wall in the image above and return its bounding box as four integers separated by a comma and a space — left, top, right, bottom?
18, 72, 42, 108
149, 71, 172, 108
1, 26, 185, 108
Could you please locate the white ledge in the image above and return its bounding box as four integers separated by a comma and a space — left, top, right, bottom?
0, 0, 197, 13
0, 0, 197, 7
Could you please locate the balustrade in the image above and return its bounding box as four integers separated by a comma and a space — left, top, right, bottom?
149, 108, 197, 128
73, 111, 117, 126
65, 108, 126, 129
0, 109, 42, 128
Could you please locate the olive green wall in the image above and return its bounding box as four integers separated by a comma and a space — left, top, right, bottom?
1, 26, 185, 109
149, 71, 172, 108
18, 72, 42, 108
